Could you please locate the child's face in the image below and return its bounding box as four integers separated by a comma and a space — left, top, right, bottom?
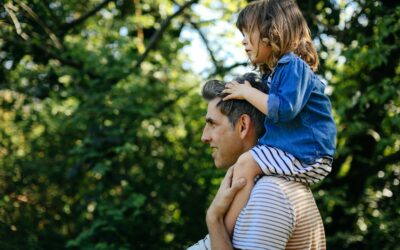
241, 30, 271, 65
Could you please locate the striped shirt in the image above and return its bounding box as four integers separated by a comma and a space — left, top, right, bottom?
187, 176, 325, 250
251, 145, 332, 185
233, 176, 326, 250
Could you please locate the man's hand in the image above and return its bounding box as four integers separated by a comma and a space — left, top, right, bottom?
207, 167, 247, 222
222, 80, 253, 101
206, 167, 247, 250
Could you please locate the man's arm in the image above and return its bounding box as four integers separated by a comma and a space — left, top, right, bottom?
206, 167, 246, 250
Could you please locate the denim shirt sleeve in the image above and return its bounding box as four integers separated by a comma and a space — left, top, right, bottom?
267, 56, 313, 123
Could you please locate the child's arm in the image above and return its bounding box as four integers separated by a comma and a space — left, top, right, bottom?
224, 151, 262, 236
223, 80, 269, 115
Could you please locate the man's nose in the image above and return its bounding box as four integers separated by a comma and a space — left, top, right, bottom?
201, 130, 210, 143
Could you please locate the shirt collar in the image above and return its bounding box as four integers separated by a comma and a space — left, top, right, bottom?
277, 52, 294, 65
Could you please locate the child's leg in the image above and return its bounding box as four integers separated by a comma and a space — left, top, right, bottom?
252, 145, 333, 185
224, 151, 262, 236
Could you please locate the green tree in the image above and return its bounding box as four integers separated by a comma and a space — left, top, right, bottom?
1, 0, 215, 249
317, 2, 400, 249
0, 0, 399, 249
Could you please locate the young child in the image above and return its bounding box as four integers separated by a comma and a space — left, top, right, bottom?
222, 0, 337, 235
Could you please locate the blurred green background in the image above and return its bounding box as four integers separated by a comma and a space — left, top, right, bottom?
0, 0, 399, 249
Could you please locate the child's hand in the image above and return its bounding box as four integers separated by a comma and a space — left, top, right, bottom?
222, 80, 252, 101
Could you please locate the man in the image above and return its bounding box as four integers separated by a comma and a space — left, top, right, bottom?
188, 73, 326, 249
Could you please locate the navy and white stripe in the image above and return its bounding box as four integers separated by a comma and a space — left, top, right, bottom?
188, 176, 326, 250
233, 178, 294, 250
233, 176, 326, 250
251, 145, 332, 185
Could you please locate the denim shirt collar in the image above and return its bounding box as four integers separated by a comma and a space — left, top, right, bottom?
277, 52, 295, 65
262, 52, 295, 83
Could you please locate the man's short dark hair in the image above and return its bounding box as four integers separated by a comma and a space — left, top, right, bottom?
202, 72, 267, 137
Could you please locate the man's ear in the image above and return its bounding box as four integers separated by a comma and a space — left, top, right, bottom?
237, 114, 252, 139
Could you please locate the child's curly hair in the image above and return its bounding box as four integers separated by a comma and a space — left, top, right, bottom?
236, 0, 319, 74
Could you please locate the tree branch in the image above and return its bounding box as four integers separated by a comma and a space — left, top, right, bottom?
208, 62, 249, 78
4, 35, 99, 81
60, 0, 114, 36
189, 20, 220, 70
4, 3, 29, 40
13, 0, 62, 48
187, 14, 248, 78
134, 0, 198, 68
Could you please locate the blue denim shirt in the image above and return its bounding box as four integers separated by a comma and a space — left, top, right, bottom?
259, 52, 336, 164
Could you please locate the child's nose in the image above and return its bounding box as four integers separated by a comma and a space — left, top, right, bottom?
242, 37, 247, 45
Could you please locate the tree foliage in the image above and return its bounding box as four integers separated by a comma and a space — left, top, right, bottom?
0, 0, 399, 249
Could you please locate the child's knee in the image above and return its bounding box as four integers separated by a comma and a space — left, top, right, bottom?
233, 152, 260, 178
236, 151, 253, 166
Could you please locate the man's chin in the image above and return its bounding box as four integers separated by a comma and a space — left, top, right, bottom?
214, 161, 230, 169
215, 164, 226, 169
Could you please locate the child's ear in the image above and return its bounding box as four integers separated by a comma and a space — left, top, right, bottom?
261, 38, 270, 46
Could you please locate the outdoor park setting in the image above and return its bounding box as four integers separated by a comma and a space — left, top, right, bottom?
0, 0, 399, 249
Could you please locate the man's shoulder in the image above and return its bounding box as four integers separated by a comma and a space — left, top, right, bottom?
233, 176, 323, 250
246, 176, 295, 209
251, 176, 313, 204
254, 176, 309, 191
233, 176, 297, 249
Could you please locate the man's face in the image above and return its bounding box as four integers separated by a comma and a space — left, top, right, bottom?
201, 98, 244, 168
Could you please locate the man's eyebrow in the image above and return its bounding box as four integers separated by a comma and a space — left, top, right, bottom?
205, 117, 215, 124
